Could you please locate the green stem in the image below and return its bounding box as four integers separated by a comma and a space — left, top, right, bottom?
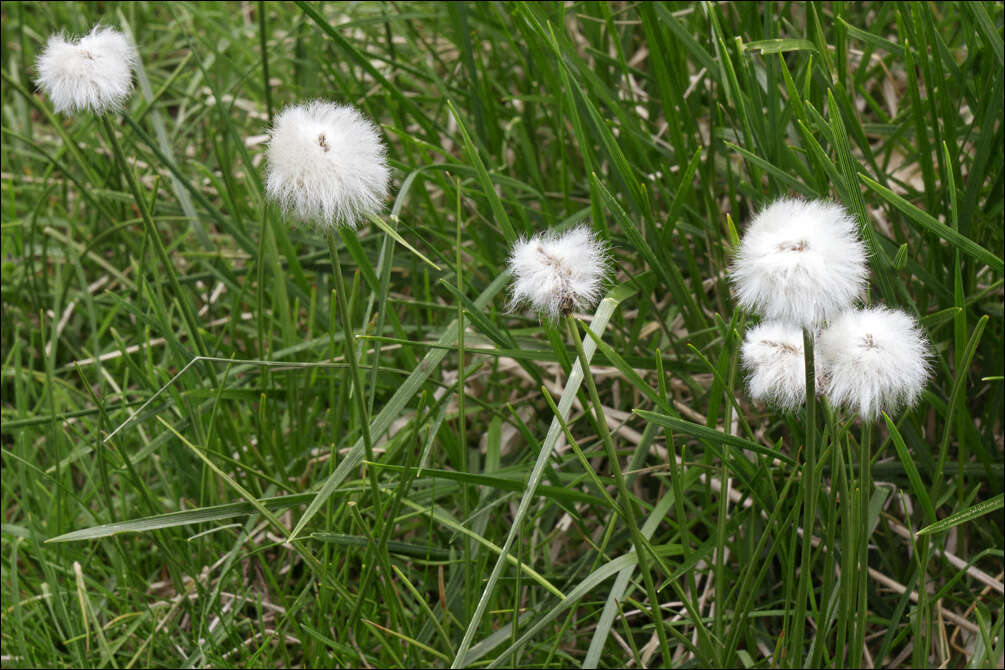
791, 327, 817, 667
455, 178, 473, 617
365, 220, 397, 414
540, 385, 623, 513
814, 400, 840, 668
912, 540, 932, 667
258, 1, 274, 124
835, 433, 855, 668
714, 315, 743, 653
99, 114, 208, 358
657, 348, 697, 604
2, 72, 101, 186
853, 421, 872, 666
327, 237, 377, 482
263, 204, 295, 347
328, 235, 389, 627
567, 315, 671, 666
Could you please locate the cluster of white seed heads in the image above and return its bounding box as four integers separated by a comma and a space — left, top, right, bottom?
733, 198, 931, 420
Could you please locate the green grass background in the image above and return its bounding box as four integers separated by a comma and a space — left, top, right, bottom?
2, 2, 1003, 667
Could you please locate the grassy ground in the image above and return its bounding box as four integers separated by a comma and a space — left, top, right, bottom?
2, 2, 1003, 667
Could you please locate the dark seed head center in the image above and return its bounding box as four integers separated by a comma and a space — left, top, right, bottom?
766, 340, 800, 355
536, 245, 574, 314
536, 245, 567, 271
777, 239, 809, 252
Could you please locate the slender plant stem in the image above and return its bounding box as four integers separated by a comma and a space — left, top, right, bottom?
365, 216, 397, 414
791, 327, 817, 667
2, 72, 102, 187
714, 431, 729, 646
540, 386, 622, 513
836, 433, 856, 668
255, 209, 269, 357
455, 177, 473, 617
263, 204, 295, 346
258, 1, 274, 124
714, 316, 742, 651
328, 235, 389, 627
657, 348, 698, 606
327, 236, 377, 494
99, 114, 208, 359
912, 540, 932, 667
566, 314, 671, 666
853, 420, 872, 666
814, 400, 840, 668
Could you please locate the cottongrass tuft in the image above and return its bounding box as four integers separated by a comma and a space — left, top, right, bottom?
741, 322, 819, 411
507, 226, 610, 319
818, 306, 931, 420
265, 100, 390, 229
35, 25, 137, 115
731, 198, 868, 329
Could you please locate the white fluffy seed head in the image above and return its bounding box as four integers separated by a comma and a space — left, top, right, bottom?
818, 307, 931, 420
730, 198, 868, 329
741, 322, 819, 411
507, 226, 610, 319
35, 25, 137, 115
265, 100, 390, 230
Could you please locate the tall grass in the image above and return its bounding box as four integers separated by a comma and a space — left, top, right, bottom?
2, 2, 1002, 667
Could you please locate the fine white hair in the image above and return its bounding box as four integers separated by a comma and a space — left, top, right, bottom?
265, 100, 390, 229
507, 226, 610, 319
741, 321, 819, 411
35, 25, 137, 115
818, 307, 931, 420
731, 198, 868, 329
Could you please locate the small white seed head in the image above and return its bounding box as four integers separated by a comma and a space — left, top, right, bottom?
730, 198, 868, 329
818, 307, 931, 420
507, 226, 610, 319
741, 321, 820, 411
36, 25, 137, 115
265, 100, 390, 230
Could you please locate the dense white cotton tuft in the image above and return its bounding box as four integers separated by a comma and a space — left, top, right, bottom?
818, 307, 931, 420
265, 101, 390, 229
507, 226, 610, 319
36, 25, 137, 115
741, 322, 818, 411
731, 198, 868, 329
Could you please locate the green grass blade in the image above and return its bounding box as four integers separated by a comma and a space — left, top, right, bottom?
635, 411, 794, 465
445, 98, 517, 243
364, 211, 441, 270
916, 494, 1004, 537
451, 280, 637, 667
883, 413, 938, 530
288, 271, 511, 541
398, 498, 564, 600
368, 463, 607, 507
46, 493, 317, 543
860, 175, 1004, 274
484, 543, 684, 669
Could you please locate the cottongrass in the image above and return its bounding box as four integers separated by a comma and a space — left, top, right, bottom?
507, 226, 610, 319
740, 321, 820, 411
818, 306, 931, 420
731, 198, 868, 329
265, 100, 390, 229
35, 25, 137, 115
